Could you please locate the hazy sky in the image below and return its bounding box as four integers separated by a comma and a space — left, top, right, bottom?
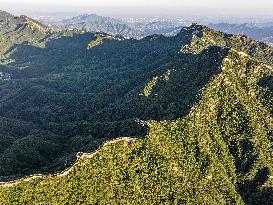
1, 0, 273, 17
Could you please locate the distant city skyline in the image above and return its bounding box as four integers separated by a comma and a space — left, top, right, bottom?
1, 0, 273, 17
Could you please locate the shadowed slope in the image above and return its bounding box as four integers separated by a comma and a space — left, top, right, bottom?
1, 49, 273, 204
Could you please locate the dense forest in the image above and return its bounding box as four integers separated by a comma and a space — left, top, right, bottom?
1, 10, 273, 204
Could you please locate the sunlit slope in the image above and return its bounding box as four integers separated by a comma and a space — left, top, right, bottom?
1, 49, 273, 204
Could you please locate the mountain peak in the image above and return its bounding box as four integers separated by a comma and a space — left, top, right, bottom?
179, 24, 273, 65
61, 13, 144, 39
143, 33, 164, 41
0, 10, 14, 18
71, 14, 101, 21
2, 10, 273, 204
180, 23, 207, 33
19, 15, 53, 33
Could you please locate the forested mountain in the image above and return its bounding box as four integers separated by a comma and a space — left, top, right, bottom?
209, 23, 273, 45
57, 14, 145, 39
1, 11, 273, 204
45, 14, 186, 39
0, 10, 88, 64
0, 10, 50, 62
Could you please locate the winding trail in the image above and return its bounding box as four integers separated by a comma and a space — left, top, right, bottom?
0, 137, 138, 188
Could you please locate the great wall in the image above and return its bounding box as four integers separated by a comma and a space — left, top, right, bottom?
0, 137, 138, 188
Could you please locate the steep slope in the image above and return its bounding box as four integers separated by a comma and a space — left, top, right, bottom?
0, 11, 51, 59
1, 47, 273, 204
1, 22, 221, 180
1, 17, 273, 203
180, 24, 273, 65
0, 11, 91, 64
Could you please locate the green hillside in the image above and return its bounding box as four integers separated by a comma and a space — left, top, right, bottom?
0, 19, 226, 181
60, 14, 145, 39
1, 49, 273, 204
1, 11, 273, 204
0, 10, 50, 61
0, 10, 88, 64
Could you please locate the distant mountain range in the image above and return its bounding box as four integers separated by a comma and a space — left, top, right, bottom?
129, 20, 185, 36
50, 14, 145, 39
41, 14, 186, 39
209, 23, 273, 45
43, 14, 273, 46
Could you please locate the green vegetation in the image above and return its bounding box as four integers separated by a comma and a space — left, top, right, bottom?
1, 50, 273, 204
142, 69, 173, 97
181, 25, 273, 65
61, 14, 145, 39
143, 76, 160, 97
1, 16, 227, 181
0, 11, 49, 55
1, 11, 273, 204
87, 33, 117, 49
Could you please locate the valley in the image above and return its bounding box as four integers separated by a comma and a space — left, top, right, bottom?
1, 10, 273, 204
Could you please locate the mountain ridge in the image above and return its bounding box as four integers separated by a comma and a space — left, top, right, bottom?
209, 23, 273, 45
1, 46, 273, 204
1, 11, 273, 204
58, 13, 145, 39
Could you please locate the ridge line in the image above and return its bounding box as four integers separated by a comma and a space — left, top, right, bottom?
0, 137, 138, 188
